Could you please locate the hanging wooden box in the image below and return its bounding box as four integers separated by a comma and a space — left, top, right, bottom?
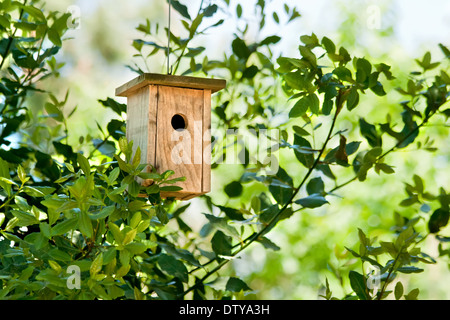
115, 73, 226, 200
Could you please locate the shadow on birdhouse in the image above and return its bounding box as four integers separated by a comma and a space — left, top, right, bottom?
116, 73, 226, 200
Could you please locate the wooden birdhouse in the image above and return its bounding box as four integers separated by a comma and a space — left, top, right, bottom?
115, 73, 226, 200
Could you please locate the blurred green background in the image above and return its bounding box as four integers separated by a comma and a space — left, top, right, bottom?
39, 0, 450, 299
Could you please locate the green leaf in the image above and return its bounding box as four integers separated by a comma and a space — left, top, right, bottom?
77, 153, 91, 175
232, 37, 251, 60
306, 177, 324, 195
125, 242, 148, 254
257, 237, 280, 251
300, 33, 319, 47
321, 36, 336, 53
99, 98, 127, 116
295, 193, 328, 208
359, 118, 382, 148
122, 229, 137, 245
0, 176, 18, 186
24, 186, 48, 197
224, 181, 243, 198
23, 5, 46, 22
260, 36, 281, 46
428, 208, 450, 233
211, 230, 232, 257
89, 206, 115, 220
394, 282, 404, 300
370, 81, 386, 96
203, 4, 218, 17
157, 254, 188, 282
356, 58, 372, 83
333, 67, 353, 82
377, 163, 395, 174
11, 210, 39, 226
156, 206, 169, 225
47, 27, 62, 47
289, 96, 309, 118
241, 65, 259, 79
299, 45, 316, 67
349, 271, 370, 300
108, 222, 123, 245
397, 266, 424, 274
404, 288, 420, 300
293, 134, 315, 168
90, 253, 103, 276
51, 218, 78, 236
269, 167, 294, 206
128, 180, 141, 197
236, 4, 242, 18
226, 277, 252, 292
204, 213, 240, 238
293, 125, 310, 136
439, 43, 450, 59
0, 212, 5, 227
48, 248, 71, 261
159, 185, 183, 192
347, 87, 359, 111
169, 0, 191, 20
79, 211, 93, 238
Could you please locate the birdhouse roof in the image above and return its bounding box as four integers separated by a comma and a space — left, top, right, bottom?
115, 73, 226, 97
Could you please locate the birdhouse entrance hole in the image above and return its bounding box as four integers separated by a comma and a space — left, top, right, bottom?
171, 114, 187, 131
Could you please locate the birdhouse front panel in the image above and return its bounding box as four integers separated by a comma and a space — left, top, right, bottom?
155, 86, 206, 199
116, 73, 225, 200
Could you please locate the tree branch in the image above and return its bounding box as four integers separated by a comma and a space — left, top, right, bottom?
180, 89, 347, 298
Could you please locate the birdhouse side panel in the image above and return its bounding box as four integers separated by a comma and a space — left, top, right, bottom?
126, 87, 147, 165
156, 86, 204, 194
202, 89, 212, 194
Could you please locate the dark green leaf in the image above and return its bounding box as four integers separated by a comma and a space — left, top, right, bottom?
295, 193, 328, 208
428, 208, 450, 233
397, 266, 424, 274
289, 96, 309, 118
156, 206, 169, 225
241, 65, 258, 79
232, 37, 251, 60
293, 134, 315, 168
211, 230, 232, 257
98, 98, 126, 116
78, 211, 93, 238
169, 0, 191, 20
157, 254, 188, 282
321, 36, 336, 54
224, 181, 243, 198
77, 153, 91, 175
349, 271, 370, 300
359, 118, 382, 148
347, 87, 359, 111
160, 185, 183, 192
306, 177, 324, 195
439, 43, 450, 59
257, 237, 280, 251
260, 36, 281, 46
226, 277, 252, 292
203, 4, 218, 17
333, 67, 353, 82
